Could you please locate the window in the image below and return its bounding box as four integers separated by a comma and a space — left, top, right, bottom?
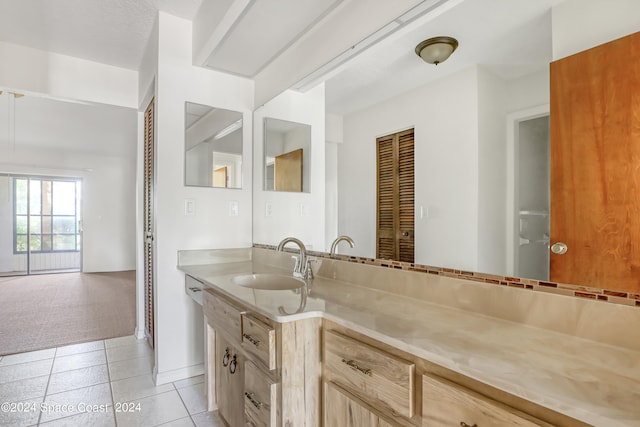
14, 177, 81, 253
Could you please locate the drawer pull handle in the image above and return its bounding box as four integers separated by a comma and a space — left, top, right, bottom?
188, 287, 201, 292
341, 358, 372, 376
222, 348, 230, 367
243, 333, 261, 346
460, 423, 478, 427
244, 392, 263, 409
229, 355, 237, 374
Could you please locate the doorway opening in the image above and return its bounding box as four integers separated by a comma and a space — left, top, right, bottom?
1, 174, 82, 276
508, 109, 550, 281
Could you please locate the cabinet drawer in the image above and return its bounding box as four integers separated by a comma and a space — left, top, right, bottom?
422, 374, 552, 426
324, 329, 415, 418
244, 361, 279, 427
203, 291, 243, 340
241, 313, 277, 371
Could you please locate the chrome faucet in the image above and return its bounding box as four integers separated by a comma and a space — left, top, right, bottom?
277, 237, 313, 279
330, 235, 355, 256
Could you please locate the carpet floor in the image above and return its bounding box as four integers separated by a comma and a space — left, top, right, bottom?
0, 271, 136, 356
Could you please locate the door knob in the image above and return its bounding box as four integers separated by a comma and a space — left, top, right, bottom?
550, 242, 568, 254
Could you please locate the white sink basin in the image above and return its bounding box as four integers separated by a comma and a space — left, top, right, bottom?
231, 273, 305, 290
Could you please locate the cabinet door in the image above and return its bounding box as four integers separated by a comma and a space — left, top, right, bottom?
324, 382, 399, 427
216, 334, 245, 427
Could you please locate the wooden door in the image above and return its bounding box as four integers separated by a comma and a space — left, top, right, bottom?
143, 98, 155, 349
376, 129, 414, 262
274, 148, 303, 191
550, 31, 640, 293
212, 166, 228, 188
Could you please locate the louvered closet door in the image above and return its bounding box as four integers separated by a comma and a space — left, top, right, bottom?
143, 98, 155, 349
376, 129, 414, 262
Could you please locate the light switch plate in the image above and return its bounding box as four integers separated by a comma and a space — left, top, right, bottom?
184, 199, 195, 216
228, 201, 239, 217
265, 201, 273, 217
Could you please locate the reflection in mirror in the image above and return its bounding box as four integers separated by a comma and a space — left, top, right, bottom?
253, 0, 640, 296
185, 102, 243, 188
263, 118, 311, 193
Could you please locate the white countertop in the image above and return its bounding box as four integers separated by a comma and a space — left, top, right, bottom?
179, 260, 640, 426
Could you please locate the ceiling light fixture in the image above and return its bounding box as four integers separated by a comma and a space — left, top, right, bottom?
415, 36, 458, 65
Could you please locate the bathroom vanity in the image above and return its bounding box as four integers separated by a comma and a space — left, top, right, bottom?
179, 248, 640, 427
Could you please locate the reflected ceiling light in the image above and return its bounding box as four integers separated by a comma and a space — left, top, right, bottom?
213, 119, 242, 140
415, 36, 458, 65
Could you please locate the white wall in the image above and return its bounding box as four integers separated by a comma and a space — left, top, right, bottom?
0, 41, 137, 108
0, 90, 138, 274
253, 84, 326, 252
552, 0, 640, 60
149, 12, 254, 384
339, 66, 480, 270
0, 147, 136, 273
477, 66, 507, 275
337, 65, 549, 274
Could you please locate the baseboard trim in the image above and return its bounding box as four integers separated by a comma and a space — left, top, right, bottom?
133, 327, 146, 340
153, 363, 205, 386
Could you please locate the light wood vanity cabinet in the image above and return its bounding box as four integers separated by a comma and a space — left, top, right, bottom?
198, 278, 585, 427
202, 286, 321, 427
322, 323, 585, 427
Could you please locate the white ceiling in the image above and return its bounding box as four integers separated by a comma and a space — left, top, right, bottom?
325, 0, 565, 115
0, 0, 203, 70
0, 0, 567, 158
203, 0, 344, 77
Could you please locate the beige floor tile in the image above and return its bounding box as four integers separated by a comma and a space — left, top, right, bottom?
104, 335, 138, 349
114, 390, 189, 427
0, 359, 53, 384
192, 411, 226, 427
176, 383, 207, 415
173, 375, 204, 390
105, 340, 152, 363
55, 340, 105, 358
0, 375, 48, 402
52, 350, 106, 374
40, 383, 112, 423
0, 396, 43, 427
38, 408, 116, 427
156, 416, 195, 427
111, 373, 174, 403
108, 356, 153, 381
0, 348, 56, 366
47, 364, 109, 395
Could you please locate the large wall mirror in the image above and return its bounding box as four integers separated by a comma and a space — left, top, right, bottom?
185, 102, 243, 188
263, 118, 311, 193
252, 0, 639, 296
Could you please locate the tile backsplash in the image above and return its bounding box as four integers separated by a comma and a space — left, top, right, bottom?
254, 244, 639, 309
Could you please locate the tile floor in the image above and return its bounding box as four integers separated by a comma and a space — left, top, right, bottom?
0, 336, 226, 426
